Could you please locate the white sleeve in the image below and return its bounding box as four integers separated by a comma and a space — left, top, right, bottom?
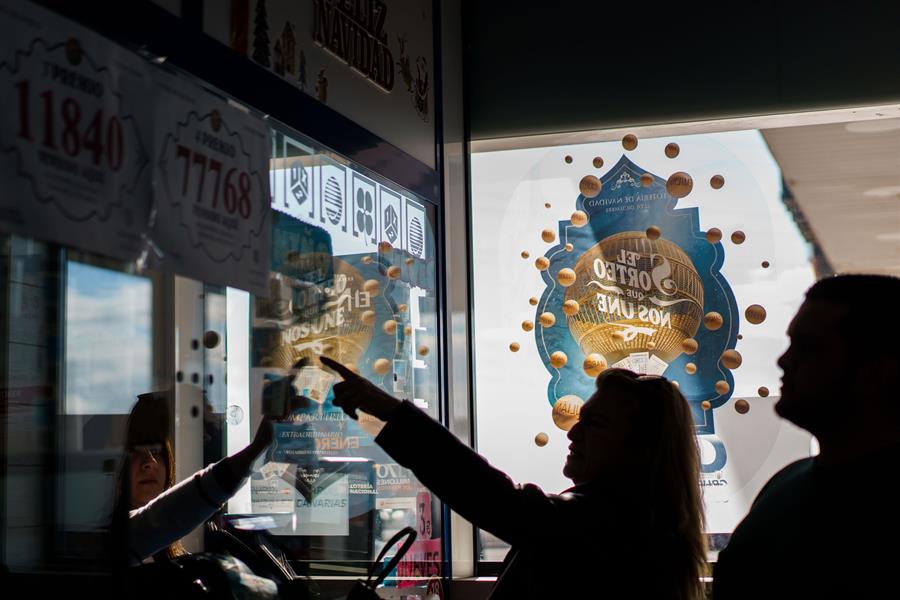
126, 462, 243, 565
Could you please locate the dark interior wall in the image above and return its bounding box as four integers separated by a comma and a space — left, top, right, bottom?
463, 2, 900, 140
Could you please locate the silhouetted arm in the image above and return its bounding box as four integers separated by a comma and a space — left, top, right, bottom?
375, 401, 613, 546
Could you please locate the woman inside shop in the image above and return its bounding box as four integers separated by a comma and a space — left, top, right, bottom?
109, 391, 275, 567
322, 357, 707, 599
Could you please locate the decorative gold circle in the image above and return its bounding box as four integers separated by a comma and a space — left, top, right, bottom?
579, 176, 602, 198
664, 143, 680, 158
710, 175, 725, 189
571, 210, 589, 227
535, 257, 550, 271
704, 311, 723, 330
550, 351, 568, 368
622, 134, 638, 151
745, 304, 767, 325
721, 349, 743, 369
540, 312, 556, 327
541, 229, 556, 243
373, 358, 391, 375
562, 299, 580, 316
364, 279, 381, 296
552, 395, 584, 431
557, 268, 577, 287
666, 172, 693, 198
583, 353, 607, 377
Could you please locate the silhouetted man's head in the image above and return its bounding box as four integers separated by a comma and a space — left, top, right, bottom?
776, 275, 900, 439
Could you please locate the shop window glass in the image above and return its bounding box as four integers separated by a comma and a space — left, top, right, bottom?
220, 121, 442, 581
470, 130, 822, 564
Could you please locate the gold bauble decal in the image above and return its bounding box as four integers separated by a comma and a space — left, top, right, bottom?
666, 172, 693, 198
373, 358, 392, 376
721, 349, 743, 369
745, 304, 767, 324
583, 353, 607, 377
579, 175, 602, 198
550, 351, 568, 368
571, 210, 589, 227
557, 268, 577, 287
552, 395, 584, 431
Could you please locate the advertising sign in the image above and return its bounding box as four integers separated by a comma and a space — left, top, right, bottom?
152, 68, 271, 295
204, 0, 435, 167
535, 156, 738, 474
0, 0, 152, 260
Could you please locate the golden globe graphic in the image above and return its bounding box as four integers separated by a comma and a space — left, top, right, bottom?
566, 232, 703, 368
264, 255, 374, 401
530, 155, 743, 475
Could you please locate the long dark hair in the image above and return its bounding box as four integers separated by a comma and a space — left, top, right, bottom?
596, 369, 706, 600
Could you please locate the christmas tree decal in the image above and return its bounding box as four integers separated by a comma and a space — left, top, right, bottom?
252, 0, 271, 68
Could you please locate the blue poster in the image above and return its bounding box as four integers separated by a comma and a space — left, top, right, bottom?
535, 156, 739, 471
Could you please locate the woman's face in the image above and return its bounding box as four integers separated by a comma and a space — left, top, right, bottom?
563, 382, 639, 485
129, 444, 166, 509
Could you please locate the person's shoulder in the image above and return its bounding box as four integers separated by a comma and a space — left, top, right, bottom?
754, 457, 815, 503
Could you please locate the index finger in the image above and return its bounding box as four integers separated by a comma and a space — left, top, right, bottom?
319, 355, 361, 381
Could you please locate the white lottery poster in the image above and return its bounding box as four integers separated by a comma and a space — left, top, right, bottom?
0, 0, 153, 260
152, 68, 271, 295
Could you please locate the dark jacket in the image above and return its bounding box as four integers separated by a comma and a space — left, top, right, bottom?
376, 401, 677, 599
713, 443, 900, 599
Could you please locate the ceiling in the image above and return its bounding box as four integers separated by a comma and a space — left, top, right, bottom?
762, 119, 900, 276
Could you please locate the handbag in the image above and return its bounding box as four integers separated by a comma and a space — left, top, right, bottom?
346, 527, 417, 600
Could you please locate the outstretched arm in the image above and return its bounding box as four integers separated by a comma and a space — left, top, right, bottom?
127, 418, 273, 564
321, 357, 603, 546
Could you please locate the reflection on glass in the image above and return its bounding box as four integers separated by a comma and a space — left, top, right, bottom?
64, 261, 152, 415
221, 123, 442, 580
